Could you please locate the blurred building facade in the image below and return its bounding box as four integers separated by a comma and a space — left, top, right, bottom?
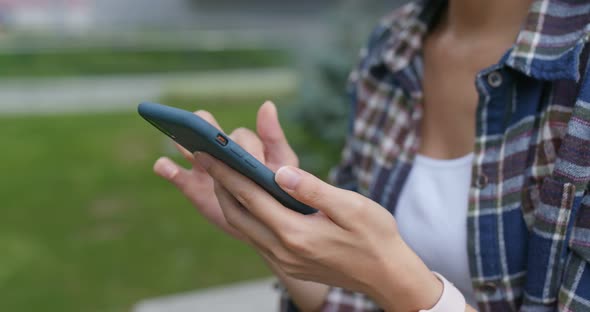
0, 0, 92, 33
0, 0, 399, 33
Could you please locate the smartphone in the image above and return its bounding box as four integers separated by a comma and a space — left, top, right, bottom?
138, 102, 317, 215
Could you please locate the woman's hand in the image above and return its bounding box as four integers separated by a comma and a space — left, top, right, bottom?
153, 101, 298, 240
197, 149, 443, 311
153, 101, 330, 311
153, 102, 444, 311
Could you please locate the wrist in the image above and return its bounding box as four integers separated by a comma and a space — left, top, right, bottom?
259, 252, 329, 312
368, 239, 443, 312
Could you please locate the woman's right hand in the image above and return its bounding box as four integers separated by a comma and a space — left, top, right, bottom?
152, 101, 299, 241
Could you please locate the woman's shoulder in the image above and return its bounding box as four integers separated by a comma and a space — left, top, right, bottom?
363, 1, 426, 53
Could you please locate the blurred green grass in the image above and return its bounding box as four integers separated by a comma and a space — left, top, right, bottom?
0, 97, 335, 312
0, 49, 290, 77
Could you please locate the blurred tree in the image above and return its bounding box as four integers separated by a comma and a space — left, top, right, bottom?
286, 1, 399, 174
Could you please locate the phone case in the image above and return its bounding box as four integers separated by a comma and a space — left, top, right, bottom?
138, 102, 317, 215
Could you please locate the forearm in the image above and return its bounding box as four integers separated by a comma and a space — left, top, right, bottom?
370, 239, 477, 312
263, 256, 329, 312
267, 252, 477, 312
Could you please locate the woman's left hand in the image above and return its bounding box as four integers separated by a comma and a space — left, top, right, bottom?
194, 153, 443, 311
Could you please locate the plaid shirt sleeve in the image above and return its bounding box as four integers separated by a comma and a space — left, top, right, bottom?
559, 197, 590, 311
552, 50, 590, 312
519, 41, 590, 311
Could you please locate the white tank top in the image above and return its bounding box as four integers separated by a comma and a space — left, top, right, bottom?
395, 153, 477, 307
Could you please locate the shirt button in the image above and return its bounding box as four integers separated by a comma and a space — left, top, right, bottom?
480, 282, 498, 294
487, 71, 503, 88
474, 174, 489, 189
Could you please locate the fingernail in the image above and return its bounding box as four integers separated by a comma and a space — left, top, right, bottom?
156, 158, 177, 179
276, 166, 302, 191
195, 152, 214, 170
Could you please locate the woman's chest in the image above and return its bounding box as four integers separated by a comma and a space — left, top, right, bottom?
353, 65, 578, 221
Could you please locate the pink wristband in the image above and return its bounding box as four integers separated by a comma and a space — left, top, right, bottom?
419, 272, 466, 312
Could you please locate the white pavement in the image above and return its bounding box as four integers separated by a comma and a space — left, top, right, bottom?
0, 68, 296, 115
133, 278, 279, 312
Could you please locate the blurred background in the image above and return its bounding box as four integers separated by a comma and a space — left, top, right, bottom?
0, 0, 404, 311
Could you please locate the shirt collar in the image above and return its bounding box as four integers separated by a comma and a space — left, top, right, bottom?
380, 0, 590, 81
506, 0, 590, 81
379, 0, 436, 73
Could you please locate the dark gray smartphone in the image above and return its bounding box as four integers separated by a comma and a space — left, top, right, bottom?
138, 102, 317, 215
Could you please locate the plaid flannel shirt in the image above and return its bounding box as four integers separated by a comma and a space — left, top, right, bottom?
280, 0, 590, 311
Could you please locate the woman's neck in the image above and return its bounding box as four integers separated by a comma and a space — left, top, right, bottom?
445, 0, 533, 38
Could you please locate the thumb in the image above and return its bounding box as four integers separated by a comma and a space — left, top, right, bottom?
257, 101, 298, 170
275, 166, 361, 229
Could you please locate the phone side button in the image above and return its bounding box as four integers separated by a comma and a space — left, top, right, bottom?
244, 157, 258, 168
230, 147, 245, 158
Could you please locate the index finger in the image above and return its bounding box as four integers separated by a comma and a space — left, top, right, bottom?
256, 101, 298, 169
